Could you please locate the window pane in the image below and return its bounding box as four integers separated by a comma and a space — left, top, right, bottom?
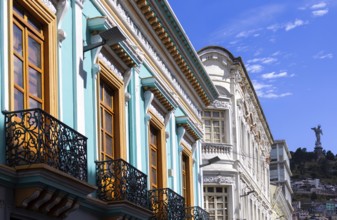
150, 128, 157, 145
29, 98, 41, 109
28, 16, 42, 32
104, 86, 113, 107
13, 24, 23, 55
213, 112, 220, 117
216, 196, 223, 202
14, 56, 23, 87
99, 82, 103, 101
151, 149, 157, 166
29, 68, 42, 98
28, 36, 41, 68
14, 89, 23, 110
105, 135, 113, 156
105, 111, 113, 134
151, 168, 157, 185
213, 121, 220, 126
204, 111, 211, 117
204, 120, 211, 125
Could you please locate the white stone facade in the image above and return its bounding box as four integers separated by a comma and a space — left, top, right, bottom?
270, 140, 294, 219
199, 46, 274, 220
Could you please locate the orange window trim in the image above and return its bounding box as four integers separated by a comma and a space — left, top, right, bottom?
9, 0, 57, 115
97, 61, 126, 160
182, 145, 194, 207
148, 110, 167, 189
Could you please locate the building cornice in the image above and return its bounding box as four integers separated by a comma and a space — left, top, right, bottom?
135, 0, 219, 106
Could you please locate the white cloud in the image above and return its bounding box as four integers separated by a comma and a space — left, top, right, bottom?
247, 57, 277, 64
246, 64, 263, 73
252, 80, 272, 90
229, 40, 238, 45
261, 72, 288, 79
267, 19, 308, 32
260, 92, 292, 99
313, 51, 333, 59
285, 19, 307, 31
267, 24, 282, 32
210, 4, 285, 42
236, 45, 249, 52
252, 80, 292, 99
254, 48, 263, 56
312, 9, 329, 16
311, 2, 327, 9
272, 51, 281, 56
236, 29, 261, 38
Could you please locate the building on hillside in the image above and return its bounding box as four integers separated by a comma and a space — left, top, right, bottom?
0, 0, 218, 219
198, 46, 274, 220
270, 140, 294, 219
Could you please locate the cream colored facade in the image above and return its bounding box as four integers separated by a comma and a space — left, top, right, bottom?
199, 46, 274, 220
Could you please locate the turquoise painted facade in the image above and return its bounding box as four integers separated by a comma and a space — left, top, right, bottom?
0, 0, 218, 219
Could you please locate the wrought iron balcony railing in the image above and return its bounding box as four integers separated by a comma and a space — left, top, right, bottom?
95, 159, 148, 208
185, 206, 210, 220
3, 108, 87, 181
148, 188, 185, 219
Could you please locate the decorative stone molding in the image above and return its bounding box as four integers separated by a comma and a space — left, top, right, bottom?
144, 90, 154, 121
204, 175, 234, 184
230, 68, 242, 83
98, 53, 123, 80
57, 29, 66, 46
211, 100, 231, 109
56, 0, 68, 27
42, 0, 56, 14
149, 105, 164, 122
202, 143, 232, 155
177, 126, 185, 147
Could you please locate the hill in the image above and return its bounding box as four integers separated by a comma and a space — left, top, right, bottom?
290, 147, 337, 184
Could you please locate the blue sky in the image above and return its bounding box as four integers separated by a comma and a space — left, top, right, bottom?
169, 0, 337, 153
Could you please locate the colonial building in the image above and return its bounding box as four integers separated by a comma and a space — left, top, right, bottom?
198, 46, 274, 220
0, 0, 217, 219
270, 140, 294, 219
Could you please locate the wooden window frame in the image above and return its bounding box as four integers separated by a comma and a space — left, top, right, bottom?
148, 111, 167, 189
97, 61, 126, 160
182, 145, 193, 207
9, 0, 58, 115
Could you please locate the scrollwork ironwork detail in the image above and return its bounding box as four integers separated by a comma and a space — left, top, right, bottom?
185, 206, 209, 220
4, 108, 87, 181
148, 188, 185, 219
95, 159, 148, 208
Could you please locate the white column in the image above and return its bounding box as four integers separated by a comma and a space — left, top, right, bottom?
1, 0, 9, 111
72, 0, 85, 133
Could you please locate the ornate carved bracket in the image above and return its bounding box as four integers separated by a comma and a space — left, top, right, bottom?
203, 175, 234, 184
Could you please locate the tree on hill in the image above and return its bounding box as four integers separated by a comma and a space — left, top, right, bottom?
326, 150, 335, 160
290, 147, 337, 181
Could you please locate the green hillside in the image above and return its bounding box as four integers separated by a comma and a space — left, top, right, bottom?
290, 147, 337, 184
